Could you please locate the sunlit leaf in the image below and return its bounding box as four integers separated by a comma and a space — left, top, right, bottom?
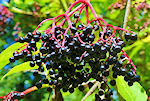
1, 62, 38, 80
116, 76, 148, 101
0, 42, 27, 69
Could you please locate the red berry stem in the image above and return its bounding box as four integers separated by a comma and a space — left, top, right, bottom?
22, 86, 38, 95
86, 6, 89, 24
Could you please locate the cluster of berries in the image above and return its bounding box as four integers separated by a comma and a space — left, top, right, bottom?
1, 91, 24, 101
8, 0, 140, 100
0, 5, 13, 35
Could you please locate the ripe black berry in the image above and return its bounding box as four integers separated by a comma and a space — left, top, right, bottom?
74, 13, 79, 18
30, 61, 35, 67
47, 87, 52, 92
110, 80, 116, 86
79, 85, 84, 91
9, 57, 15, 62
36, 83, 42, 89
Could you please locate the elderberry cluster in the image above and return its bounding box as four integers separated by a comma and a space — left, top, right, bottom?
3, 92, 24, 101
9, 12, 139, 101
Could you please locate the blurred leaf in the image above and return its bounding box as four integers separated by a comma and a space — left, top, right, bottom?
116, 76, 148, 101
129, 43, 143, 58
0, 42, 27, 70
1, 62, 38, 80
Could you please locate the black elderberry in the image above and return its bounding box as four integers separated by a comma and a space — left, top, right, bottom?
117, 41, 125, 48
36, 83, 42, 89
128, 81, 133, 86
88, 82, 94, 88
88, 34, 95, 42
74, 57, 80, 63
100, 46, 107, 54
18, 37, 25, 43
26, 54, 32, 61
116, 60, 122, 67
18, 52, 23, 58
69, 87, 74, 93
35, 54, 40, 60
95, 94, 101, 101
33, 35, 40, 42
101, 83, 106, 90
72, 23, 76, 27
70, 27, 77, 34
36, 60, 42, 66
86, 25, 92, 33
99, 32, 103, 37
49, 80, 54, 85
47, 87, 52, 92
36, 31, 41, 36
106, 30, 112, 35
98, 90, 104, 96
41, 56, 46, 62
30, 41, 36, 47
33, 72, 38, 76
125, 33, 131, 41
133, 75, 140, 82
62, 87, 68, 92
49, 69, 55, 75
38, 66, 44, 72
9, 57, 15, 62
113, 72, 118, 78
78, 24, 84, 29
74, 13, 79, 18
14, 54, 19, 60
23, 50, 28, 56
43, 78, 49, 84
103, 71, 110, 77
128, 72, 134, 78
12, 93, 21, 99
46, 64, 51, 70
27, 32, 33, 38
131, 34, 137, 41
105, 93, 110, 98
24, 36, 31, 42
113, 45, 121, 53
93, 25, 99, 31
120, 55, 125, 59
110, 80, 116, 86
100, 65, 105, 71
124, 76, 129, 81
30, 61, 35, 67
40, 47, 47, 54
27, 46, 32, 51
121, 68, 127, 76
42, 34, 49, 41
78, 85, 84, 91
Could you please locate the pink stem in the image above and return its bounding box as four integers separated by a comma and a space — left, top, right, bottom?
86, 6, 89, 24
59, 4, 83, 27
80, 51, 87, 60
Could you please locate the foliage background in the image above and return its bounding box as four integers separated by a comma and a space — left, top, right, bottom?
0, 0, 149, 101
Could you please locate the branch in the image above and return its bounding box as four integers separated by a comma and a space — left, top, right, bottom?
81, 81, 100, 101
51, 88, 64, 101
123, 0, 131, 32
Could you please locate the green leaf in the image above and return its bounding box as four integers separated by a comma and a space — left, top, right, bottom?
116, 76, 148, 101
37, 20, 52, 31
0, 42, 27, 69
1, 62, 38, 80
